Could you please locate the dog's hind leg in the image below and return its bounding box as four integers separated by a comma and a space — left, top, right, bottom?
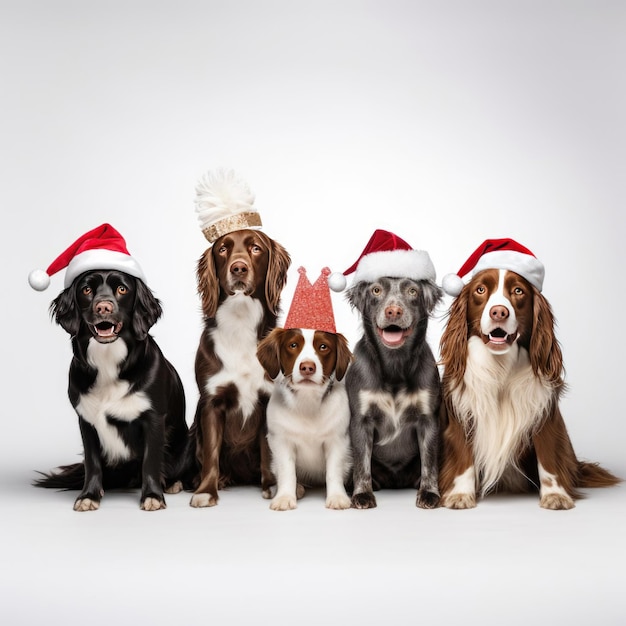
259, 426, 276, 500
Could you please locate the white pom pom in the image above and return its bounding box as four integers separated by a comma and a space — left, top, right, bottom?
28, 269, 50, 291
195, 168, 256, 231
328, 271, 347, 292
442, 273, 464, 297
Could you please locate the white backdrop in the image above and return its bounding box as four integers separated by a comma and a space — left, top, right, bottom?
2, 2, 625, 625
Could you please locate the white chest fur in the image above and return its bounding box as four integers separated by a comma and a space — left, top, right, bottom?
358, 388, 433, 446
206, 295, 273, 420
267, 378, 350, 481
452, 336, 553, 493
75, 338, 151, 462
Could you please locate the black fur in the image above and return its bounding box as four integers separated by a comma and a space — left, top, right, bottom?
34, 270, 188, 511
345, 276, 443, 509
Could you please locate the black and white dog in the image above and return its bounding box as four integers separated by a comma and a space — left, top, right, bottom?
346, 275, 443, 509
34, 269, 188, 511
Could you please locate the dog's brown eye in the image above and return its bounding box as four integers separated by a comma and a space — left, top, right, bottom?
289, 342, 298, 350
513, 287, 524, 296
117, 286, 128, 295
408, 288, 418, 297
218, 245, 227, 255
371, 286, 381, 296
82, 287, 92, 296
318, 343, 328, 352
251, 245, 262, 255
476, 286, 485, 295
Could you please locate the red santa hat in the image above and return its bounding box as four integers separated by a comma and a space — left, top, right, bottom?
284, 267, 337, 334
195, 168, 263, 243
328, 229, 436, 292
28, 223, 146, 291
442, 238, 545, 297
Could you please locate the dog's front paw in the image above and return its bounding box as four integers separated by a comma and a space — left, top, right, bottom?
326, 493, 351, 510
165, 481, 183, 494
190, 493, 218, 508
351, 491, 377, 509
74, 497, 100, 512
540, 493, 575, 510
416, 490, 440, 509
141, 497, 166, 511
443, 492, 476, 509
270, 494, 297, 511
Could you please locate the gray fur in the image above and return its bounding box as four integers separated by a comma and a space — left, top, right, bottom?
345, 277, 442, 509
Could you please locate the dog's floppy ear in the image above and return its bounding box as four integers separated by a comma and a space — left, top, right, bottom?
132, 279, 163, 340
333, 333, 353, 381
264, 238, 291, 316
256, 328, 284, 379
439, 286, 470, 390
530, 289, 564, 387
421, 281, 444, 316
197, 248, 220, 319
346, 281, 368, 314
49, 287, 81, 336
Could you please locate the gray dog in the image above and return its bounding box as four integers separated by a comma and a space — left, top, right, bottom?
338, 233, 443, 509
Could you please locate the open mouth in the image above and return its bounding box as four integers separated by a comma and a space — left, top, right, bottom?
482, 327, 518, 351
377, 325, 413, 348
90, 321, 123, 342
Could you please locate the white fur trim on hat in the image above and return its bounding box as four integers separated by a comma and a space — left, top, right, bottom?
353, 249, 436, 284
474, 250, 545, 291
64, 249, 146, 288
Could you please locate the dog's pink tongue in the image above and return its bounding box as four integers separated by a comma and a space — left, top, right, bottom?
488, 333, 507, 344
382, 329, 404, 345
97, 325, 116, 337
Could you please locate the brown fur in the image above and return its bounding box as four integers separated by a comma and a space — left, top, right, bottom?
439, 268, 619, 509
185, 229, 291, 507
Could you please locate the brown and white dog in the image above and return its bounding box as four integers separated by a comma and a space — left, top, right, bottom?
439, 240, 619, 509
257, 328, 353, 510
185, 228, 291, 507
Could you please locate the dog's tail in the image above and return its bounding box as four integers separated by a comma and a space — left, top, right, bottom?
578, 461, 621, 489
33, 463, 85, 490
33, 461, 143, 490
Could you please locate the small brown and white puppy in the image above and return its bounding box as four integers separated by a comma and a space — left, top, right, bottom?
257, 328, 353, 510
439, 267, 620, 510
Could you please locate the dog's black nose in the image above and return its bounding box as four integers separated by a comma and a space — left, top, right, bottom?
230, 261, 248, 276
94, 300, 114, 316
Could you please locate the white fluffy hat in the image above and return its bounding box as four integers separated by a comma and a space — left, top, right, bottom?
195, 168, 263, 243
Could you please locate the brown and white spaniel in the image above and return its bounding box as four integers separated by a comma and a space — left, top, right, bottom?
257, 328, 353, 510
185, 228, 291, 507
439, 267, 619, 510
